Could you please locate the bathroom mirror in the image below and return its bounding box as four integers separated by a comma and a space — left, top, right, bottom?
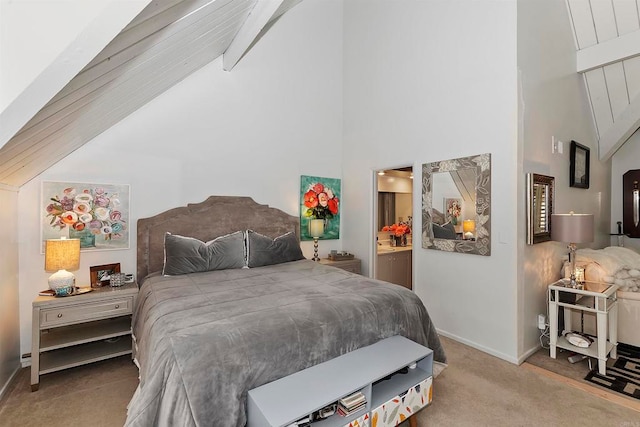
526, 173, 554, 244
422, 153, 491, 256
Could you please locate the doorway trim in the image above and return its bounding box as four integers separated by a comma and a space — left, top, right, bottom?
371, 163, 414, 284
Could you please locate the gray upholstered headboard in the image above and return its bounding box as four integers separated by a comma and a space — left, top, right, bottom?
136, 196, 300, 282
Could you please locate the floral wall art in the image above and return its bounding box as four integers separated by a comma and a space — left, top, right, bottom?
41, 182, 130, 252
300, 175, 341, 241
444, 198, 462, 225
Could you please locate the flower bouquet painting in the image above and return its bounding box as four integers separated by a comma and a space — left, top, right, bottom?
41, 182, 130, 251
444, 198, 462, 225
300, 175, 340, 241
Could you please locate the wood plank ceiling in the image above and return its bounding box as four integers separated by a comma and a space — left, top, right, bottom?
0, 0, 301, 188
567, 0, 640, 160
5, 0, 632, 188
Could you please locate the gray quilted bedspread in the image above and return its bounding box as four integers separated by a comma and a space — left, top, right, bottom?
124, 260, 445, 427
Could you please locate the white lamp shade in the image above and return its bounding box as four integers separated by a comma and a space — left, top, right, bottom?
551, 213, 594, 243
309, 219, 325, 238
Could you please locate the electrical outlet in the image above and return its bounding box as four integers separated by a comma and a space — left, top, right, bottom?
538, 314, 546, 330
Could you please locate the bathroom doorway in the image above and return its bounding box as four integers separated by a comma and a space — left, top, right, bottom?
374, 166, 413, 289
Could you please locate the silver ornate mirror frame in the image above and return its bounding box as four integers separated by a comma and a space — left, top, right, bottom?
421, 153, 491, 256
526, 173, 554, 244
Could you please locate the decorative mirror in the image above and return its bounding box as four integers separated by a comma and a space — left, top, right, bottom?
526, 173, 554, 244
421, 153, 491, 256
623, 169, 640, 238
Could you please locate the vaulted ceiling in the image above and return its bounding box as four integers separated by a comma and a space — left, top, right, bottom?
1, 0, 639, 188
567, 0, 640, 160
0, 0, 301, 188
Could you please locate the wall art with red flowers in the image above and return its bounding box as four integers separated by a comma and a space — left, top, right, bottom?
300, 175, 341, 241
41, 181, 130, 252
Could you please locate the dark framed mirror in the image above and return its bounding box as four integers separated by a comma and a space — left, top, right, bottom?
526, 173, 554, 244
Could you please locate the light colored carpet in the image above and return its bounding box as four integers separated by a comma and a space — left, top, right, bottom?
0, 356, 138, 427
1, 336, 639, 426
524, 343, 640, 412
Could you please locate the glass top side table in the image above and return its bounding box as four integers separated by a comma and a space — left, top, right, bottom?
548, 279, 618, 375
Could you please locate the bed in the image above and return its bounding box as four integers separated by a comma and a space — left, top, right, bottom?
125, 196, 446, 426
567, 246, 640, 347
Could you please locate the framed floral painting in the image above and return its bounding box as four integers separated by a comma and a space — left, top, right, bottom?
300, 175, 341, 241
444, 198, 462, 226
41, 182, 130, 252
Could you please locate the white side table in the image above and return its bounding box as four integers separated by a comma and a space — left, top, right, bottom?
548, 280, 618, 375
31, 283, 138, 391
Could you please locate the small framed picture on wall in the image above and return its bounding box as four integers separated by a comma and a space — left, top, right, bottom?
569, 140, 590, 189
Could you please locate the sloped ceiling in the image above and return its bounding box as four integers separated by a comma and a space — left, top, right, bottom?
3, 0, 632, 188
567, 0, 640, 160
0, 0, 300, 188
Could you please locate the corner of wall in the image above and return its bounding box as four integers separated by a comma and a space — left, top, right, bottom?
0, 187, 21, 399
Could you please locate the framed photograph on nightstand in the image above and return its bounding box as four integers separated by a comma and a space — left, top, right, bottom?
90, 263, 121, 288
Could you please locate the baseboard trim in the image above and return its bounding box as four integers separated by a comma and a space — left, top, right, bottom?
522, 362, 640, 413
517, 343, 542, 365
436, 329, 519, 365
0, 366, 21, 405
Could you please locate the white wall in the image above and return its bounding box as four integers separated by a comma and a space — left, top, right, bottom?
0, 187, 20, 396
611, 132, 640, 252
517, 0, 611, 360
17, 0, 344, 358
377, 176, 412, 193
343, 0, 520, 362
395, 193, 412, 224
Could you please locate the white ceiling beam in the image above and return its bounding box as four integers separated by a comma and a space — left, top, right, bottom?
0, 0, 151, 152
577, 29, 640, 73
598, 93, 640, 160
0, 183, 18, 192
223, 0, 284, 71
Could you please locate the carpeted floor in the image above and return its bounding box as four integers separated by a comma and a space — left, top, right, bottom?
1, 336, 639, 426
525, 342, 640, 409
0, 355, 138, 427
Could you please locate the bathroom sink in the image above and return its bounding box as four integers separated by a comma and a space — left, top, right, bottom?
378, 247, 396, 253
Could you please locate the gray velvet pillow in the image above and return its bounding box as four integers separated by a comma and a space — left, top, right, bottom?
246, 230, 304, 268
163, 231, 246, 276
432, 222, 457, 239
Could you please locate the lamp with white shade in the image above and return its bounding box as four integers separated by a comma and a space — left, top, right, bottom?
551, 212, 594, 289
45, 238, 80, 294
309, 219, 325, 262
463, 219, 476, 240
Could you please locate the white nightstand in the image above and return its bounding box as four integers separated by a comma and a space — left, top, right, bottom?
31, 283, 138, 391
548, 279, 618, 375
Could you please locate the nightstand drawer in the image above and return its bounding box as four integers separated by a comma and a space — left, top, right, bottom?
340, 264, 360, 273
319, 258, 361, 275
40, 296, 133, 328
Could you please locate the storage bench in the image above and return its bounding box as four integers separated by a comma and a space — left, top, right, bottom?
247, 335, 433, 427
